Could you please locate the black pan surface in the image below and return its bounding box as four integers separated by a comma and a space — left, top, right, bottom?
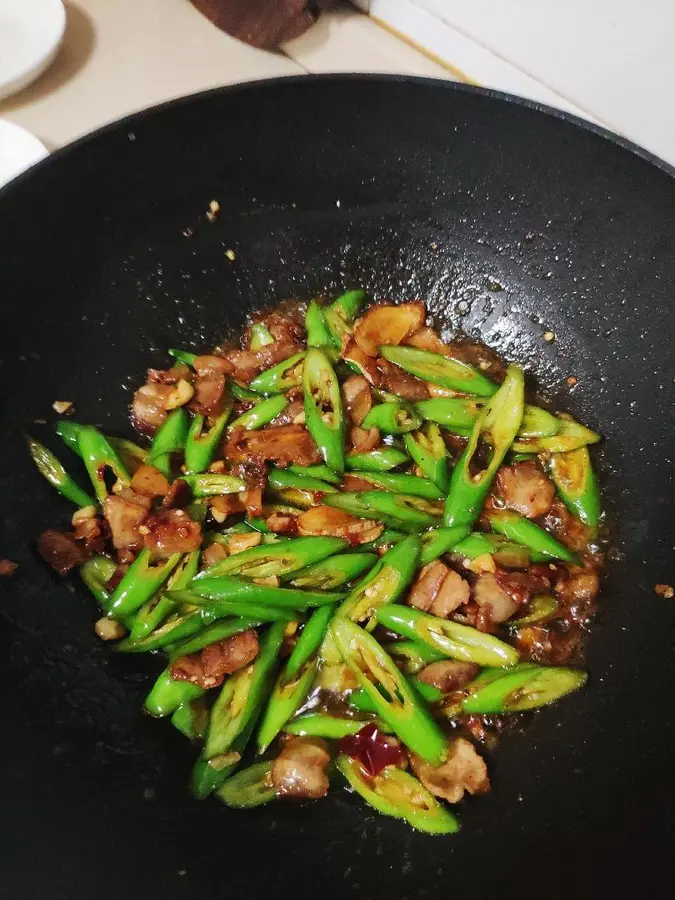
1, 76, 674, 900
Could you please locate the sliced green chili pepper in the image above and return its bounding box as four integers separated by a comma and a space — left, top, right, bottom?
285, 713, 379, 739
116, 607, 213, 653
419, 526, 471, 566
195, 535, 347, 580
145, 666, 205, 717
486, 509, 579, 563
323, 289, 367, 349
168, 348, 197, 367
191, 714, 257, 799
146, 408, 189, 478
512, 416, 601, 454
303, 348, 345, 473
347, 688, 378, 713
376, 605, 520, 668
414, 397, 482, 432
257, 604, 334, 752
508, 594, 559, 626
388, 640, 447, 674
443, 364, 524, 529
519, 405, 560, 438
26, 436, 96, 508
228, 394, 288, 431
410, 677, 444, 703
462, 665, 587, 714
452, 532, 544, 566
108, 437, 147, 472
217, 760, 276, 808
171, 696, 210, 740
203, 620, 286, 759
183, 578, 345, 611
249, 321, 274, 350
338, 535, 421, 626
129, 549, 201, 643
184, 401, 233, 474
344, 470, 444, 500
167, 614, 266, 658
361, 401, 422, 435
305, 300, 336, 354
107, 548, 181, 620
288, 463, 342, 485
323, 491, 381, 520
331, 617, 447, 764
230, 382, 262, 402
380, 345, 496, 397
345, 448, 409, 472
180, 473, 247, 497
369, 528, 407, 550
548, 446, 601, 527
77, 424, 131, 502
337, 755, 459, 834
79, 555, 117, 611
54, 419, 86, 454
248, 351, 306, 395
268, 467, 338, 495
288, 552, 377, 590
403, 423, 450, 492
359, 492, 441, 532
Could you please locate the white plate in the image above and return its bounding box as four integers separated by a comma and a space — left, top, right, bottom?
0, 119, 48, 188
0, 0, 66, 101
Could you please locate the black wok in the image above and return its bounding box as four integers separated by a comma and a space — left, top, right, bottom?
1, 76, 674, 900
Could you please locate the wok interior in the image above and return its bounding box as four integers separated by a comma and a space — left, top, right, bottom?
1, 77, 674, 898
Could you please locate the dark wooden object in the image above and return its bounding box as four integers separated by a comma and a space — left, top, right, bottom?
191, 0, 320, 48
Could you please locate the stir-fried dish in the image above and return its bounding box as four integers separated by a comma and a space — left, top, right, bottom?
29, 291, 604, 834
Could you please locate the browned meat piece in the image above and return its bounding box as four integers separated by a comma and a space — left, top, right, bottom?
227, 532, 262, 554
201, 541, 229, 569
298, 506, 383, 544
266, 511, 299, 534
131, 383, 174, 434
225, 424, 321, 466
36, 529, 88, 576
353, 302, 426, 357
142, 508, 202, 558
540, 499, 596, 557
270, 397, 305, 427
209, 494, 246, 523
407, 560, 470, 618
162, 478, 192, 509
409, 737, 490, 803
472, 572, 519, 624
226, 340, 303, 384
340, 474, 375, 492
242, 487, 264, 518
171, 629, 259, 688
229, 458, 268, 489
403, 326, 453, 356
342, 374, 372, 426
417, 661, 480, 693
189, 373, 227, 416
103, 490, 151, 551
515, 623, 582, 665
376, 358, 429, 401
258, 311, 305, 346
146, 364, 191, 384
349, 425, 381, 453
72, 514, 106, 555
495, 460, 555, 519
271, 736, 331, 799
554, 566, 600, 625
193, 354, 233, 377
493, 566, 553, 606
0, 559, 18, 576
130, 463, 170, 498
342, 339, 381, 385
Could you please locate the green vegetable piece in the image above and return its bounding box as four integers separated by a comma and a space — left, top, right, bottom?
303, 348, 345, 472
305, 300, 336, 354
410, 677, 444, 703
403, 423, 450, 492
195, 535, 347, 580
184, 400, 233, 475
487, 509, 579, 563
256, 604, 334, 752
79, 555, 117, 611
217, 760, 276, 808
519, 405, 560, 438
323, 289, 367, 348
443, 364, 524, 529
228, 394, 288, 431
359, 492, 441, 532
338, 535, 421, 626
376, 605, 520, 668
182, 578, 345, 611
331, 617, 447, 764
108, 437, 147, 471
146, 408, 190, 478
268, 467, 338, 495
168, 348, 197, 367
284, 713, 379, 740
230, 382, 262, 402
419, 526, 471, 566
512, 416, 601, 454
180, 473, 247, 497
77, 424, 131, 502
248, 351, 306, 395
414, 397, 482, 432
191, 715, 257, 799
129, 549, 200, 643
54, 419, 86, 454
171, 697, 210, 740
107, 548, 181, 621
380, 345, 496, 397
388, 640, 447, 674
361, 401, 422, 435
203, 620, 285, 759
337, 755, 460, 835
508, 594, 559, 627
462, 665, 587, 714
548, 446, 602, 527
249, 321, 274, 350
344, 470, 444, 500
452, 532, 542, 566
288, 463, 341, 484
145, 666, 205, 717
168, 615, 265, 658
26, 435, 95, 508
345, 448, 409, 472
288, 552, 377, 590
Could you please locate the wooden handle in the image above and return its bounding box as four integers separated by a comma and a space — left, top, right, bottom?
191, 0, 320, 49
